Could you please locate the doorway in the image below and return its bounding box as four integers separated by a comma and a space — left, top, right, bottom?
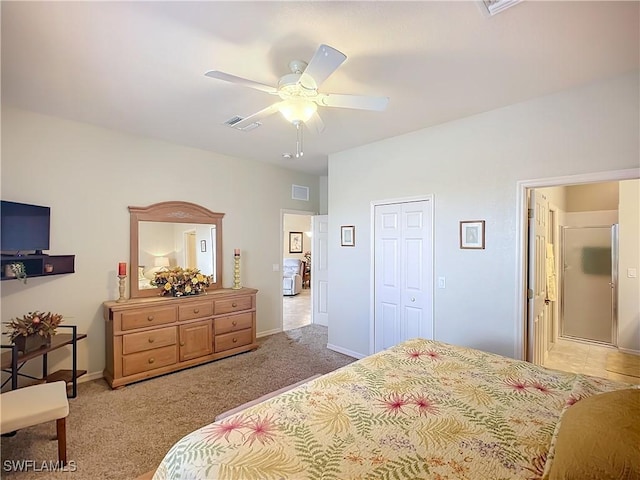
518, 170, 638, 371
282, 212, 313, 331
184, 230, 197, 269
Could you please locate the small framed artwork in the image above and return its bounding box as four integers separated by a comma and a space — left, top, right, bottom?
460, 220, 485, 249
200, 240, 207, 252
289, 231, 303, 253
341, 225, 355, 247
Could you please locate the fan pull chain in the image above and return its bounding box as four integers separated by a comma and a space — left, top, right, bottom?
295, 121, 304, 158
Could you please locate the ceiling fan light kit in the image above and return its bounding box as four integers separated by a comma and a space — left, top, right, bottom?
205, 43, 389, 158
279, 98, 317, 124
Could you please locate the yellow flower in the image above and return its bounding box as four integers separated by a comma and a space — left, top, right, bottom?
185, 285, 192, 293
164, 283, 172, 291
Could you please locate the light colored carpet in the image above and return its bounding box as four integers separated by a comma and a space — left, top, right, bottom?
0, 324, 355, 479
606, 351, 640, 378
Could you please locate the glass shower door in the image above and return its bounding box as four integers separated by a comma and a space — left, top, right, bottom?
561, 225, 617, 344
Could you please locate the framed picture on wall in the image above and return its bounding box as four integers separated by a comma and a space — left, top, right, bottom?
460, 220, 485, 249
289, 231, 303, 253
341, 225, 355, 247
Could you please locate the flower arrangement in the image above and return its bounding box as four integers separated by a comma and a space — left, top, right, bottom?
4, 311, 63, 342
5, 262, 27, 284
151, 267, 211, 297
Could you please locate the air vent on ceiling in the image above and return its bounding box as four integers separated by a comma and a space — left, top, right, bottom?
292, 184, 309, 201
482, 0, 521, 16
223, 116, 261, 131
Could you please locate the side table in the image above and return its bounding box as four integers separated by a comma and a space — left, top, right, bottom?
1, 325, 87, 398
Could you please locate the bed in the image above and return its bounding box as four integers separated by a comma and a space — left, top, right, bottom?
138, 266, 161, 290
152, 338, 638, 480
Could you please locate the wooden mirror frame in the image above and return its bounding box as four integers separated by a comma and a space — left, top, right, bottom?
129, 201, 224, 298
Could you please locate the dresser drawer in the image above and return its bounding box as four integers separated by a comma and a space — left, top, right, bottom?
122, 326, 177, 355
213, 295, 252, 315
122, 345, 178, 377
215, 312, 253, 335
215, 328, 253, 352
121, 307, 177, 331
178, 301, 213, 321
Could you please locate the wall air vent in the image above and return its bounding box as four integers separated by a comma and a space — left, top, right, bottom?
292, 184, 309, 201
482, 0, 522, 16
223, 116, 262, 131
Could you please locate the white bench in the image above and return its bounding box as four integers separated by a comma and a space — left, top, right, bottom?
1, 381, 69, 464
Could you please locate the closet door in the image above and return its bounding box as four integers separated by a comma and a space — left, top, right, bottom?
374, 199, 433, 352
312, 215, 329, 327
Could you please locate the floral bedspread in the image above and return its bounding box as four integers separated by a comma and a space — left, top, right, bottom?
153, 338, 629, 480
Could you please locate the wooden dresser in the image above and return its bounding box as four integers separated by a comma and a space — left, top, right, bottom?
103, 287, 258, 388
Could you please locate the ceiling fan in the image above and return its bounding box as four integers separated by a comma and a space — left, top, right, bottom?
205, 44, 389, 157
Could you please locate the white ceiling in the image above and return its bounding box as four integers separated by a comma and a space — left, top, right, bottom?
2, 1, 638, 176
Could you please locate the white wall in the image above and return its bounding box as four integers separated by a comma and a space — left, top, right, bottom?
327, 72, 640, 359
1, 107, 320, 379
618, 179, 640, 353
566, 182, 619, 212
319, 176, 328, 215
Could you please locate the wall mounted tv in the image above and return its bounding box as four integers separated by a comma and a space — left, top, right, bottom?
1, 200, 51, 254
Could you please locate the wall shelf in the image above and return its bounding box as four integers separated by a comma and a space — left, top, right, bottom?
1, 254, 75, 281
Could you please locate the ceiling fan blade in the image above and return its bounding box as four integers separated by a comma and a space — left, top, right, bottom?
298, 44, 347, 91
316, 93, 389, 111
305, 111, 325, 134
205, 71, 278, 95
232, 102, 283, 129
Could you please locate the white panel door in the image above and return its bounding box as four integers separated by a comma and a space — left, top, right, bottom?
374, 200, 433, 352
527, 190, 548, 364
312, 215, 329, 326
375, 206, 401, 350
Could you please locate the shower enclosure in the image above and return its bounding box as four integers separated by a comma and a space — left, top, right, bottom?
561, 225, 618, 345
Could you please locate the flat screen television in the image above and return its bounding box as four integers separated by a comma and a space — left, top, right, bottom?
1, 200, 51, 254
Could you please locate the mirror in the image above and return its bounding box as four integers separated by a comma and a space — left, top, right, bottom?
129, 201, 224, 298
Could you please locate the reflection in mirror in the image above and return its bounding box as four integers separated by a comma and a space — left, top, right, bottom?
137, 222, 217, 291
129, 201, 224, 298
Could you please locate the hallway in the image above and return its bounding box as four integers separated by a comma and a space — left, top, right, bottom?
283, 288, 311, 331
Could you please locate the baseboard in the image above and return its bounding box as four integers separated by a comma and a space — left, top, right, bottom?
327, 343, 365, 359
618, 347, 640, 356
78, 370, 106, 384
257, 328, 281, 338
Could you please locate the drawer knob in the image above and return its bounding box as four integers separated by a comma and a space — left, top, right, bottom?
180, 341, 185, 347
232, 302, 237, 307
148, 358, 155, 364
232, 337, 238, 343
148, 338, 155, 343
193, 309, 199, 314
147, 316, 154, 321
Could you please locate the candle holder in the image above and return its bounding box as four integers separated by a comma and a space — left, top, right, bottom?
116, 274, 128, 303
231, 254, 241, 290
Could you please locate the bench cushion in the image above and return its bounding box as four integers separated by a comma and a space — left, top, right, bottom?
1, 381, 69, 434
